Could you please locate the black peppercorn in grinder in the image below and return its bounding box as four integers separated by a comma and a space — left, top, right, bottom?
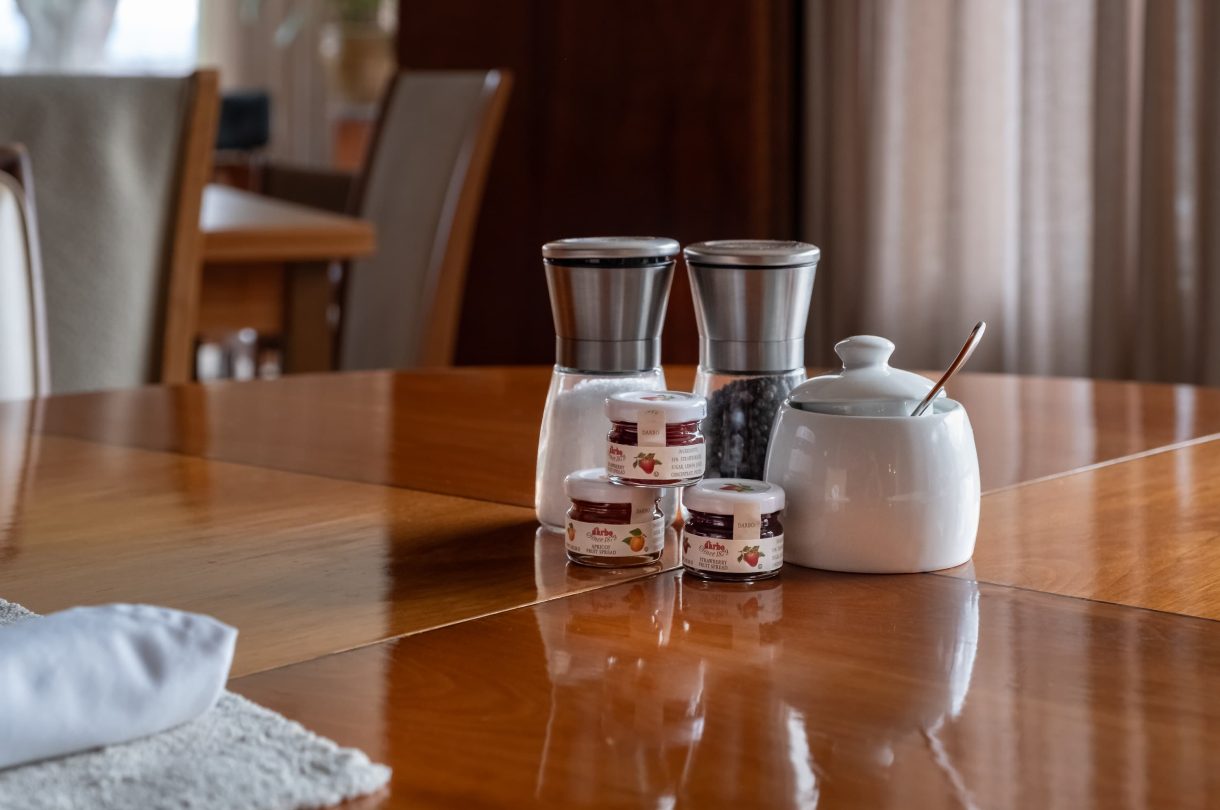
684, 240, 820, 480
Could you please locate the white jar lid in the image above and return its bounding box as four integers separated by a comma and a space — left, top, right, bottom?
605, 391, 707, 424
684, 478, 785, 515
564, 468, 661, 509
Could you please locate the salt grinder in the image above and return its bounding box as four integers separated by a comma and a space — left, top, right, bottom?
535, 237, 679, 530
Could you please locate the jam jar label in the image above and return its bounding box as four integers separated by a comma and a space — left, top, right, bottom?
606, 442, 705, 482
567, 517, 665, 557
682, 530, 784, 575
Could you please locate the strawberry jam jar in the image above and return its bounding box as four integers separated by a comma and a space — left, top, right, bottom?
565, 468, 665, 567
605, 391, 706, 486
682, 478, 785, 582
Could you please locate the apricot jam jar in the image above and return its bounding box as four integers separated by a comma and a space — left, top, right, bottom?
564, 468, 665, 567
605, 391, 706, 486
682, 478, 785, 582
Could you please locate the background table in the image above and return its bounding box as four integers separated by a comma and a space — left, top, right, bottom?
198, 184, 376, 373
1, 368, 1218, 807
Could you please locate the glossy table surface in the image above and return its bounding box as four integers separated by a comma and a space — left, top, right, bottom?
17, 366, 1220, 505
2, 367, 1219, 807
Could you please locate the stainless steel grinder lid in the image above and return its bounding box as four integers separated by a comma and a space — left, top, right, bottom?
542, 237, 679, 372
684, 240, 820, 373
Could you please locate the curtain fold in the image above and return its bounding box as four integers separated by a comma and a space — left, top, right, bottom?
197, 0, 330, 164
805, 0, 1220, 385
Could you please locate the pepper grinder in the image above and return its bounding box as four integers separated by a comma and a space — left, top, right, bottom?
685, 240, 820, 480
536, 237, 679, 530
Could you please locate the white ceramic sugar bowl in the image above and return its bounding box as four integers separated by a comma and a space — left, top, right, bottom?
764, 335, 980, 573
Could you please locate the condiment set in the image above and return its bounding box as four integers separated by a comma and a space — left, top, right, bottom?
537, 235, 985, 580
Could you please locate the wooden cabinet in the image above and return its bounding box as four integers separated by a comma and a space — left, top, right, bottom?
398, 0, 800, 365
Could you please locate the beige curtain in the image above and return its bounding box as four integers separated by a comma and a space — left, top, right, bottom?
805, 0, 1220, 385
197, 0, 331, 163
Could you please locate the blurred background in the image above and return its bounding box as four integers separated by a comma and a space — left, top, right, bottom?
1, 0, 1217, 392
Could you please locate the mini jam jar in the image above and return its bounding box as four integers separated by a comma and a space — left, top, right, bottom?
564, 468, 665, 567
682, 478, 785, 582
605, 391, 706, 486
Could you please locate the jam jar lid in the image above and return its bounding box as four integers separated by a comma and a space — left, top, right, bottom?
605, 391, 707, 424
684, 478, 785, 515
564, 468, 661, 509
542, 236, 680, 261
683, 240, 820, 268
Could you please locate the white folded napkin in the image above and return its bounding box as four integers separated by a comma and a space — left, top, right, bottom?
0, 604, 237, 769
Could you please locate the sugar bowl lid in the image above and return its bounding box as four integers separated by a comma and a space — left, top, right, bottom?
684, 478, 785, 515
788, 335, 936, 416
606, 391, 707, 423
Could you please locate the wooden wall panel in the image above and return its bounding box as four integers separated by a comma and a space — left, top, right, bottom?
399, 0, 800, 365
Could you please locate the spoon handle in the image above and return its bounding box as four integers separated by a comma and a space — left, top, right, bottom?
911, 321, 987, 417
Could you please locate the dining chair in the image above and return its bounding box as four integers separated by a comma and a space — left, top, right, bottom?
0, 144, 49, 401
0, 71, 219, 394
262, 70, 512, 370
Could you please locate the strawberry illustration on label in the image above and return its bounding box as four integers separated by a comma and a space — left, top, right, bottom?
640, 393, 679, 401
566, 523, 576, 542
632, 452, 660, 475
737, 545, 764, 567
683, 535, 691, 556
622, 528, 647, 553
720, 483, 757, 493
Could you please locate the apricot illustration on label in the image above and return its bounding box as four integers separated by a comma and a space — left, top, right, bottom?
566, 523, 576, 542
719, 483, 757, 492
632, 452, 660, 475
622, 528, 647, 552
737, 545, 764, 567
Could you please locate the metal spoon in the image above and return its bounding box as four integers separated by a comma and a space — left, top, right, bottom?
911, 321, 987, 417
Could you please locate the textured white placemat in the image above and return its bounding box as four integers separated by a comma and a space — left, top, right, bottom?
0, 598, 390, 810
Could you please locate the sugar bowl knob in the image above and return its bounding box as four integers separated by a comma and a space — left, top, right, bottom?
834, 335, 896, 370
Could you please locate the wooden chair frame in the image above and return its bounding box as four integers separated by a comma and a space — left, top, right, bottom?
161, 69, 220, 384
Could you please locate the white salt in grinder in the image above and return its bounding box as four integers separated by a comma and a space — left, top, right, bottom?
535, 237, 679, 530
685, 240, 820, 480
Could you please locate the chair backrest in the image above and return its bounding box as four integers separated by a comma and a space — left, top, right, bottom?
0, 71, 218, 393
339, 70, 511, 370
0, 145, 49, 400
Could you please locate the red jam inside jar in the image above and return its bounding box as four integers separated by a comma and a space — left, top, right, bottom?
685, 508, 784, 540
605, 391, 707, 486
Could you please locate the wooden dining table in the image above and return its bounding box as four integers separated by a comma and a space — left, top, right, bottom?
1, 367, 1218, 807
198, 184, 376, 373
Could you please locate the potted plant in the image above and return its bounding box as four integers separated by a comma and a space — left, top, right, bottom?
318, 0, 396, 106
